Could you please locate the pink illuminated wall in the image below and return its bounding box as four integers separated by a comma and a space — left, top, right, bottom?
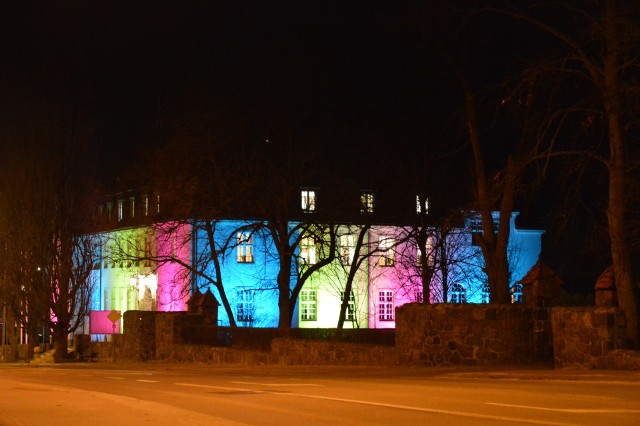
155, 222, 191, 312
368, 226, 419, 329
90, 310, 121, 334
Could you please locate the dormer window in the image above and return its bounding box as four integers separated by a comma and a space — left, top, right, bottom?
106, 202, 113, 223
143, 194, 149, 216
117, 199, 124, 222
129, 197, 135, 219
301, 189, 316, 213
360, 192, 375, 215
416, 195, 429, 215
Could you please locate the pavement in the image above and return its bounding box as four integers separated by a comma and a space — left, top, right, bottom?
3, 359, 640, 383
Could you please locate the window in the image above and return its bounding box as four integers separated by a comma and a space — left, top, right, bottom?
93, 244, 101, 270
300, 237, 316, 265
378, 236, 395, 266
450, 283, 466, 303
301, 189, 316, 213
129, 197, 135, 219
117, 200, 124, 222
155, 193, 161, 214
360, 192, 375, 215
103, 243, 111, 269
143, 194, 149, 217
300, 290, 317, 321
378, 291, 394, 321
237, 233, 254, 263
416, 195, 429, 214
106, 202, 113, 223
144, 237, 153, 267
342, 294, 356, 322
511, 283, 523, 304
481, 284, 491, 304
340, 234, 355, 265
236, 289, 254, 323
417, 237, 434, 267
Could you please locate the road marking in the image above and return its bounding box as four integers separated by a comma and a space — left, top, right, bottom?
174, 383, 569, 425
486, 402, 640, 414
136, 379, 159, 383
231, 381, 322, 387
105, 376, 125, 380
175, 383, 264, 393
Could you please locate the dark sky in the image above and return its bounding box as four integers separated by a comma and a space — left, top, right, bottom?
0, 1, 612, 293
2, 2, 442, 174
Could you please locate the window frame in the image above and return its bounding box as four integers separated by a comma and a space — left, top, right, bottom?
236, 289, 255, 323
237, 232, 254, 263
360, 192, 375, 215
378, 290, 394, 321
300, 236, 317, 265
300, 289, 317, 321
301, 189, 317, 213
339, 234, 355, 266
378, 236, 395, 267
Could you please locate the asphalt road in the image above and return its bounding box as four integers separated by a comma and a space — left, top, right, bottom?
1, 363, 639, 425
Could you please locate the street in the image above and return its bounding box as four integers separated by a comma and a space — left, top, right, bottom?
0, 363, 639, 425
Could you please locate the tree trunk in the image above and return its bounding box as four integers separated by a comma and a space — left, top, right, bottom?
603, 0, 638, 346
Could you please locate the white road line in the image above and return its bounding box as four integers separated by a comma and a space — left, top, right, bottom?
486, 402, 640, 414
174, 383, 570, 425
231, 381, 322, 387
175, 383, 264, 393
105, 376, 125, 380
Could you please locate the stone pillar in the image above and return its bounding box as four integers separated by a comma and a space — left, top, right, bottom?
520, 260, 563, 308
594, 266, 617, 307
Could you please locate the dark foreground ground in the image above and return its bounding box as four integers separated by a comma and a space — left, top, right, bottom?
1, 362, 640, 425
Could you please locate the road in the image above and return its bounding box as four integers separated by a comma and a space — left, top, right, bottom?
0, 363, 639, 425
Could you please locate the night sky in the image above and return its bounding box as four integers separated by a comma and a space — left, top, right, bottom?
0, 1, 613, 294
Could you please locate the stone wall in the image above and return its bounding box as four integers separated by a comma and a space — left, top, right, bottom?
551, 307, 632, 369
270, 338, 397, 366
122, 311, 160, 361
395, 303, 552, 366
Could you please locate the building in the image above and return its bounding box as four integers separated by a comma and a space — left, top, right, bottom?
87, 188, 543, 334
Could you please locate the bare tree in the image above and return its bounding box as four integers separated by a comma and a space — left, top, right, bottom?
493, 0, 640, 344
0, 99, 99, 361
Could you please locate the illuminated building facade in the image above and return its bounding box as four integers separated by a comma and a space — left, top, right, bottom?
89, 189, 543, 333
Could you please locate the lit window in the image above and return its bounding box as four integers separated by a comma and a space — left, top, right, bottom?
237, 233, 254, 263
450, 283, 466, 304
236, 289, 254, 324
416, 195, 429, 214
481, 284, 490, 304
378, 291, 394, 321
360, 192, 375, 214
301, 189, 316, 213
417, 237, 434, 267
300, 237, 316, 265
511, 283, 523, 304
340, 234, 355, 265
117, 200, 124, 222
378, 236, 395, 266
300, 289, 317, 321
143, 195, 149, 216
155, 193, 161, 214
